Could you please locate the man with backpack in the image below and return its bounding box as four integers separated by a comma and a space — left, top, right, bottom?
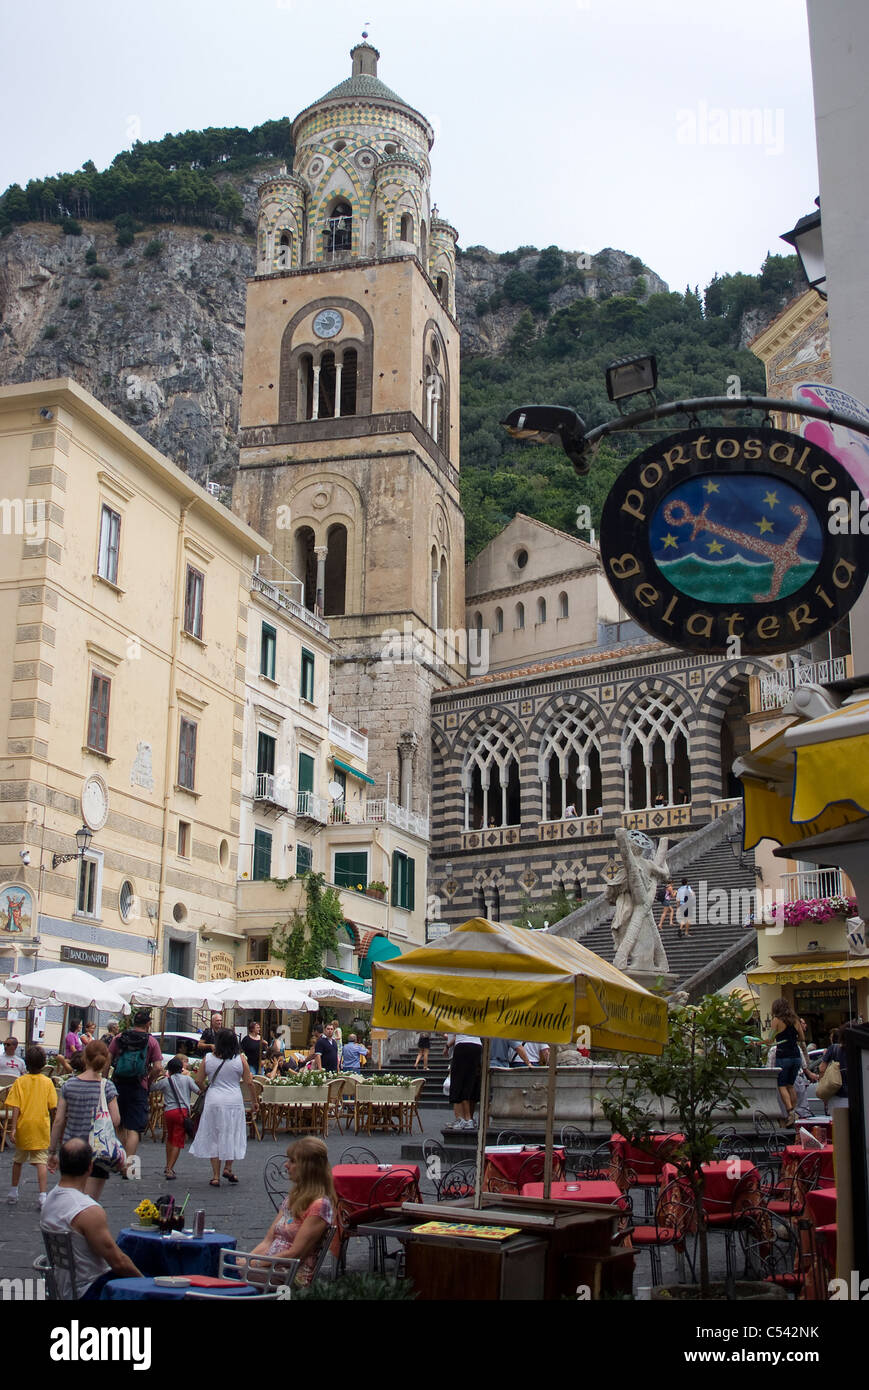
108, 1011, 162, 1165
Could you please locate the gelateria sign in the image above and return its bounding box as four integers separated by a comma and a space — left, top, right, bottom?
600, 426, 869, 654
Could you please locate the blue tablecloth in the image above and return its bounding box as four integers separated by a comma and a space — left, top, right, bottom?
101, 1276, 257, 1301
116, 1227, 236, 1277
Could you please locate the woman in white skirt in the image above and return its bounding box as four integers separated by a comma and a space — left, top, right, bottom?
190, 1029, 253, 1186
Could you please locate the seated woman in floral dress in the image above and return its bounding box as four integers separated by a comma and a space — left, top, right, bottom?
250, 1136, 337, 1285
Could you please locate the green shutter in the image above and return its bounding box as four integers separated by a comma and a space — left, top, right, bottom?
391, 849, 399, 905
407, 855, 415, 911
334, 851, 368, 889
252, 828, 272, 881
298, 752, 314, 793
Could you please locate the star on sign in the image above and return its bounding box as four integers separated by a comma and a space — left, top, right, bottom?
755, 516, 774, 535
707, 540, 724, 555
763, 490, 779, 508
661, 534, 679, 550
703, 480, 721, 494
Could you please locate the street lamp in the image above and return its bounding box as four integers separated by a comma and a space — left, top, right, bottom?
501, 405, 589, 475
604, 354, 658, 407
52, 825, 94, 869
781, 200, 826, 299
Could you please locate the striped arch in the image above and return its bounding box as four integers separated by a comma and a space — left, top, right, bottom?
694, 657, 778, 802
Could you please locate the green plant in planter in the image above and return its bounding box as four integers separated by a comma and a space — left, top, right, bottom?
601, 993, 755, 1298
367, 880, 388, 895
293, 1273, 416, 1300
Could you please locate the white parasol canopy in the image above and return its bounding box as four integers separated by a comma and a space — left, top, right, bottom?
210, 977, 319, 1011
5, 968, 126, 1012
111, 972, 230, 1011
293, 976, 372, 1006
0, 982, 32, 1007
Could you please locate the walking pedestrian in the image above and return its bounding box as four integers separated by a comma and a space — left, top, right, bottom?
818, 1023, 852, 1113
676, 879, 696, 936
766, 998, 808, 1126
5, 1045, 57, 1207
659, 880, 677, 930
47, 1041, 125, 1199
151, 1056, 200, 1179
413, 1033, 431, 1071
190, 1027, 255, 1186
108, 1010, 162, 1165
240, 1020, 264, 1075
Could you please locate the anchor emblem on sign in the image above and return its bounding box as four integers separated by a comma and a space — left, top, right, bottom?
661, 499, 810, 602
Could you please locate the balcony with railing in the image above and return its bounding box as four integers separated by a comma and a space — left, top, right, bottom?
250, 558, 329, 638
253, 772, 290, 811
757, 657, 849, 712
329, 716, 368, 760
780, 867, 850, 903
295, 790, 330, 824
329, 796, 429, 840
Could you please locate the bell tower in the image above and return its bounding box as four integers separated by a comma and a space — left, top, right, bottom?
234, 41, 465, 812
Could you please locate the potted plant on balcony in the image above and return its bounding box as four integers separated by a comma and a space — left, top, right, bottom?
366, 880, 388, 901
770, 894, 857, 931
601, 994, 782, 1300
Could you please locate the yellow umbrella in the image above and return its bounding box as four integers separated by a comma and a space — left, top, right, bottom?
371, 917, 668, 1053
371, 918, 667, 1205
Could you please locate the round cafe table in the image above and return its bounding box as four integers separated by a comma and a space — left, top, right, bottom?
805, 1186, 837, 1227
101, 1276, 258, 1301
116, 1227, 236, 1278
660, 1159, 760, 1217
332, 1164, 420, 1206
780, 1144, 835, 1187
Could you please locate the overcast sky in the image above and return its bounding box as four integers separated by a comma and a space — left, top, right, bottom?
1, 0, 819, 291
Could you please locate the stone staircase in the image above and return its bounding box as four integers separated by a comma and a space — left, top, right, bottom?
373, 1039, 452, 1109
551, 806, 759, 999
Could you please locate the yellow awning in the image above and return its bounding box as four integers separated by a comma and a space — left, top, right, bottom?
789, 696, 869, 824
737, 699, 869, 849
370, 917, 668, 1054
748, 959, 869, 986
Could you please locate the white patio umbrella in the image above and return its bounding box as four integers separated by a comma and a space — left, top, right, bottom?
5, 968, 126, 1012
210, 977, 318, 1011
0, 982, 32, 1007
294, 976, 372, 1006
112, 972, 229, 1011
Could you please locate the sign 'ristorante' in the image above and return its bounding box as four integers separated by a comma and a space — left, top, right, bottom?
600, 426, 869, 654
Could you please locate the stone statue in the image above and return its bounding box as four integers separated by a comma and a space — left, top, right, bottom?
605, 828, 670, 974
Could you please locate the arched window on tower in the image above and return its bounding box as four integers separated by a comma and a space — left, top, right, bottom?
437, 550, 447, 629
276, 231, 292, 270
298, 353, 314, 421
537, 597, 547, 624
515, 602, 525, 630
622, 693, 691, 809
340, 347, 357, 416
400, 212, 414, 242
420, 220, 427, 265
473, 611, 483, 636
430, 545, 439, 627
294, 527, 317, 613
540, 707, 602, 820
436, 274, 449, 307
426, 371, 444, 444
318, 351, 337, 419
462, 725, 523, 830
494, 607, 503, 634
558, 591, 569, 619
324, 523, 347, 616
324, 200, 353, 258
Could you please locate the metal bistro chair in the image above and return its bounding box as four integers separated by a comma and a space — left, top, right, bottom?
337, 1145, 378, 1164
760, 1150, 823, 1221
32, 1254, 57, 1299
436, 1159, 478, 1202
515, 1150, 566, 1191
421, 1138, 448, 1197
218, 1246, 300, 1293
41, 1231, 83, 1299
620, 1179, 697, 1286
0, 1082, 15, 1153
242, 1080, 262, 1142
336, 1167, 421, 1275
264, 1154, 290, 1214
736, 1209, 813, 1298
145, 1089, 164, 1144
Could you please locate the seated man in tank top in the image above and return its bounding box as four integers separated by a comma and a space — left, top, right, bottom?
41, 1138, 141, 1298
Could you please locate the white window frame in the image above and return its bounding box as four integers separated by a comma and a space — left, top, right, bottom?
74, 848, 104, 921
97, 504, 121, 585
